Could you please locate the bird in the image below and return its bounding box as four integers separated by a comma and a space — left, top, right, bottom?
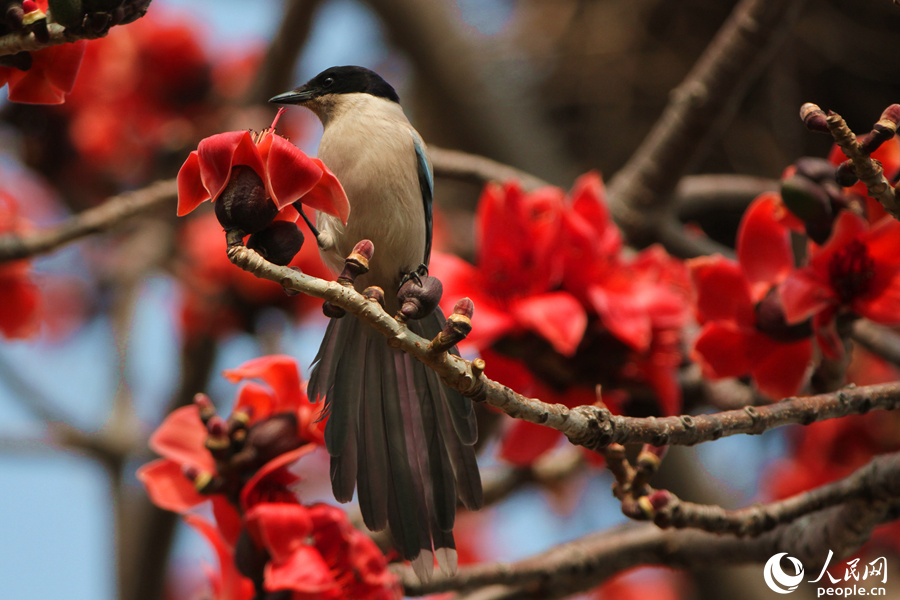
270, 66, 482, 579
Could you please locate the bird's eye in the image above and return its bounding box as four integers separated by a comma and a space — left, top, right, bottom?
323, 77, 334, 87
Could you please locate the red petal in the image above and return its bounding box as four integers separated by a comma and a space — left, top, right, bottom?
0, 266, 40, 339
808, 211, 868, 273
499, 420, 561, 466
183, 515, 255, 600
302, 158, 350, 224
211, 496, 244, 549
688, 255, 755, 326
264, 545, 336, 594
224, 354, 304, 413
588, 284, 653, 352
737, 193, 794, 295
196, 130, 265, 203
511, 292, 586, 356
245, 502, 313, 563
149, 405, 215, 471
176, 151, 210, 216
430, 251, 516, 349
6, 42, 86, 104
691, 322, 753, 379
258, 134, 323, 209
232, 382, 275, 421
136, 459, 207, 512
778, 269, 834, 324
749, 337, 812, 400
240, 445, 314, 511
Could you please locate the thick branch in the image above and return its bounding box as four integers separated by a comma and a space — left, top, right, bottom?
429, 146, 551, 192
398, 497, 894, 598
608, 0, 805, 246
228, 245, 900, 453
0, 178, 175, 262
849, 319, 900, 367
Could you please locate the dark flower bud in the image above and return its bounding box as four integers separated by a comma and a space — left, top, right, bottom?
4, 4, 25, 30
247, 220, 304, 266
337, 239, 374, 285
364, 286, 386, 307
0, 51, 32, 71
204, 416, 231, 458
47, 0, 83, 27
860, 128, 895, 155
835, 160, 859, 187
755, 287, 811, 342
800, 102, 829, 134
118, 0, 150, 24
322, 301, 346, 319
232, 413, 304, 471
793, 157, 836, 183
214, 165, 278, 235
429, 297, 474, 353
234, 529, 269, 582
397, 275, 443, 321
193, 393, 216, 424
780, 173, 833, 244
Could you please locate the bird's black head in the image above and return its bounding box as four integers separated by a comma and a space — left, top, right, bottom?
269, 66, 400, 106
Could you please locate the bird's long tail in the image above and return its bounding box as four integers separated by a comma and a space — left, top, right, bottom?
308, 308, 483, 580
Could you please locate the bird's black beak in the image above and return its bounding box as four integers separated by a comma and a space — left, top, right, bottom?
269, 88, 314, 105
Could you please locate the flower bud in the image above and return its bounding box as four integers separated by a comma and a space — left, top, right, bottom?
337, 239, 374, 285
47, 0, 83, 27
364, 286, 386, 307
755, 287, 812, 342
322, 301, 346, 319
397, 275, 443, 320
800, 102, 829, 134
780, 173, 833, 244
247, 221, 304, 266
214, 165, 278, 235
835, 160, 859, 187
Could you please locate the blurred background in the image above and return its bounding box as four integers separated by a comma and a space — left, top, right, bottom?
2, 1, 900, 599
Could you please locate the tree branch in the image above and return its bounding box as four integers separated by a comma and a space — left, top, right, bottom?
397, 496, 894, 598
227, 244, 900, 454
607, 0, 806, 246
0, 178, 175, 263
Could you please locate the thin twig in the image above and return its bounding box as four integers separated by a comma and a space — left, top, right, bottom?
429, 146, 551, 192
824, 110, 900, 218
651, 451, 900, 535
849, 319, 900, 368
0, 178, 175, 263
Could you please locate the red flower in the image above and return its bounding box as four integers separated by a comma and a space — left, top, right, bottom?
0, 192, 40, 339
780, 212, 900, 357
483, 348, 622, 466
176, 112, 349, 223
0, 40, 86, 104
432, 180, 586, 356
184, 515, 255, 600
243, 502, 400, 600
137, 355, 322, 543
690, 194, 813, 399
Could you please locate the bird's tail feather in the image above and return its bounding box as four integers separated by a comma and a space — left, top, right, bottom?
308, 308, 482, 578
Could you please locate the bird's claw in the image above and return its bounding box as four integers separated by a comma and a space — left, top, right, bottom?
400, 263, 429, 288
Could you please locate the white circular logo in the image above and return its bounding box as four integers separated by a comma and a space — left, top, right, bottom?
764, 553, 805, 594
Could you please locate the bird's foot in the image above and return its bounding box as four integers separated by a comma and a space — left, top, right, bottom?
400, 263, 429, 288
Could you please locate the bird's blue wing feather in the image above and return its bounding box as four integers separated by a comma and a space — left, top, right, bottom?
413, 135, 434, 266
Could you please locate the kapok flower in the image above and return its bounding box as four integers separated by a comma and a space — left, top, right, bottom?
432, 180, 586, 356
0, 191, 40, 339
0, 0, 86, 105
690, 193, 813, 399
176, 110, 349, 234
779, 212, 900, 358
242, 502, 400, 600
137, 355, 323, 543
